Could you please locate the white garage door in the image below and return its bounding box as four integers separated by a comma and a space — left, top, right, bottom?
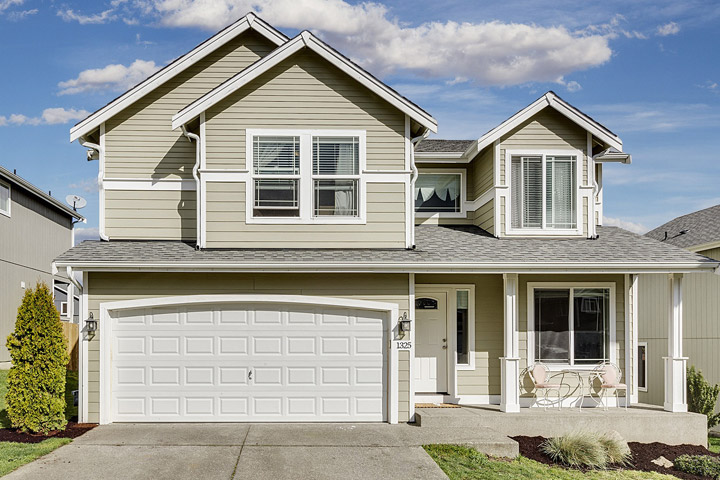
109, 302, 387, 422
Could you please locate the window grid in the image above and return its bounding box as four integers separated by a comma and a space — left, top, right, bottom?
312, 136, 360, 218
252, 136, 301, 217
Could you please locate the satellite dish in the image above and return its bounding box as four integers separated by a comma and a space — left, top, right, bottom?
66, 194, 87, 211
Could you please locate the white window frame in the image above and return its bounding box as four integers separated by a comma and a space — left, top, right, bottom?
638, 341, 648, 392
506, 149, 582, 236
0, 180, 10, 217
414, 169, 467, 219
527, 282, 617, 371
246, 129, 367, 224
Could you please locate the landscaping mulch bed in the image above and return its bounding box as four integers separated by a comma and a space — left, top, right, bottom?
0, 422, 96, 444
513, 435, 720, 480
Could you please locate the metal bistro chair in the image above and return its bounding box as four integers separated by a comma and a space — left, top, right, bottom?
528, 363, 564, 410
593, 362, 628, 410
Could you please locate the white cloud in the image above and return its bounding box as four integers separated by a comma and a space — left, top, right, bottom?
586, 102, 720, 132
74, 227, 100, 243
58, 60, 161, 95
69, 177, 99, 193
656, 22, 680, 36
0, 108, 91, 127
57, 8, 117, 24
7, 8, 37, 20
564, 80, 582, 92
603, 216, 648, 234
0, 0, 23, 13
133, 0, 615, 87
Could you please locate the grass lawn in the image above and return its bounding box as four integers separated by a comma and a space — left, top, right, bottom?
0, 369, 79, 477
710, 436, 720, 454
423, 444, 678, 480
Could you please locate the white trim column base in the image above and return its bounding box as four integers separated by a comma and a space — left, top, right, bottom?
663, 356, 688, 412
500, 357, 521, 412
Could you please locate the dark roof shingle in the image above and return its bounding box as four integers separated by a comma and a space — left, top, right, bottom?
55, 226, 715, 270
646, 204, 720, 249
415, 139, 474, 153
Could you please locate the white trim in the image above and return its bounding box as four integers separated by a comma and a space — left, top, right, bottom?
0, 179, 10, 217
466, 187, 494, 213
408, 273, 416, 422
464, 93, 623, 160
688, 240, 720, 253
415, 284, 476, 399
80, 271, 89, 423
527, 282, 618, 368
504, 149, 584, 237
99, 123, 107, 241
245, 129, 368, 225
98, 294, 399, 425
414, 169, 467, 219
632, 275, 640, 400
103, 179, 197, 191
70, 14, 287, 142
415, 152, 467, 162
638, 341, 648, 393
404, 117, 412, 249
55, 261, 719, 275
172, 32, 437, 133
199, 112, 207, 248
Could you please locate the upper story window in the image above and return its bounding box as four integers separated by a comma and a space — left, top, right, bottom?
510, 154, 577, 231
0, 181, 10, 217
247, 130, 365, 223
415, 171, 464, 216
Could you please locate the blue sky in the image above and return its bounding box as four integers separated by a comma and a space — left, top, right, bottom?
1, 0, 719, 241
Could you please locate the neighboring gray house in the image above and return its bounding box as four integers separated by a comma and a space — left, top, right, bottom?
0, 166, 84, 364
639, 205, 720, 415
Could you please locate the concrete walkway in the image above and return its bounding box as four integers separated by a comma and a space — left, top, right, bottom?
5, 423, 517, 480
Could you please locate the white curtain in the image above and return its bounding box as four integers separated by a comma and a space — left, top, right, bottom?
415, 174, 460, 208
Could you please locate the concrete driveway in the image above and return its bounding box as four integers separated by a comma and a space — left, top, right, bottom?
3, 423, 513, 480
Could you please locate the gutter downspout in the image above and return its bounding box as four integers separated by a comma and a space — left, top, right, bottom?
181, 125, 201, 249
78, 136, 109, 241
409, 129, 430, 248
66, 266, 83, 294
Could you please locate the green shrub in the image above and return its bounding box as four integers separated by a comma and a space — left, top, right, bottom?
598, 431, 632, 466
541, 431, 608, 469
687, 366, 720, 429
674, 454, 720, 479
5, 283, 69, 434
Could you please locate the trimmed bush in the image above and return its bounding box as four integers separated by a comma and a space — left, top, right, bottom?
688, 366, 720, 429
541, 431, 608, 469
674, 454, 720, 479
6, 283, 69, 434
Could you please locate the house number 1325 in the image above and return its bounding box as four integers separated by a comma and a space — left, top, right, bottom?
396, 341, 412, 349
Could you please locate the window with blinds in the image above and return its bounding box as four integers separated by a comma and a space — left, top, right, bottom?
312, 136, 359, 217
511, 154, 577, 230
253, 136, 300, 217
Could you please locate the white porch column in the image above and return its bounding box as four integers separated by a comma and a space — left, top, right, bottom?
664, 273, 687, 412
500, 273, 520, 412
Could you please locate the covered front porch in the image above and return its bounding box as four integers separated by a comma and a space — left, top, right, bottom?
410, 271, 689, 419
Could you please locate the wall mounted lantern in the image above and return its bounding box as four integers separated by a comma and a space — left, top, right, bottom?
86, 312, 97, 333
398, 312, 411, 333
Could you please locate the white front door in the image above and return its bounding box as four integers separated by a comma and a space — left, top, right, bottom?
414, 293, 448, 393
108, 302, 387, 422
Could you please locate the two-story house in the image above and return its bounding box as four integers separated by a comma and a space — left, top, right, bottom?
0, 166, 84, 365
54, 14, 717, 425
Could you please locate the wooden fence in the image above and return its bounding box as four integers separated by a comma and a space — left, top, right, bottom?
62, 322, 79, 371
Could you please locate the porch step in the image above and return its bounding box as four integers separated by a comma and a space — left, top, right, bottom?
415, 407, 482, 428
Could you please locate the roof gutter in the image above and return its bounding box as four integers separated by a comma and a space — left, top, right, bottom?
181, 125, 202, 249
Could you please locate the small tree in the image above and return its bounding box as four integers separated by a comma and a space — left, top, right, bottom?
6, 283, 69, 433
687, 366, 720, 429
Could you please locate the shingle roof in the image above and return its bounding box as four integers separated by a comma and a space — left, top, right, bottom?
415, 140, 474, 153
646, 204, 720, 250
55, 225, 716, 272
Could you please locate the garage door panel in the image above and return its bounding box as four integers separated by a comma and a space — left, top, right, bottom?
110, 302, 387, 422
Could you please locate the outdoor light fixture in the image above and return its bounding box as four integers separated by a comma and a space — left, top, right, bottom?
398, 312, 411, 333
86, 312, 97, 333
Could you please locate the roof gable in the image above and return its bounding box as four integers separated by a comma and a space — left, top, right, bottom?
172, 31, 437, 133
0, 166, 84, 220
69, 13, 288, 142
463, 91, 623, 159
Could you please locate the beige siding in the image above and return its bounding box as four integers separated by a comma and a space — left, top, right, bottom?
0, 187, 74, 362
469, 146, 494, 200
699, 247, 720, 261
105, 189, 196, 240
86, 272, 411, 423
205, 51, 405, 171
639, 270, 720, 411
473, 199, 494, 234
205, 182, 406, 248
104, 31, 276, 180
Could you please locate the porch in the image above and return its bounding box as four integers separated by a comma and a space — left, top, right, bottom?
414, 404, 707, 446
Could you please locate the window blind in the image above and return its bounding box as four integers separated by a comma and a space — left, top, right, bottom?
254, 136, 300, 175
546, 156, 576, 229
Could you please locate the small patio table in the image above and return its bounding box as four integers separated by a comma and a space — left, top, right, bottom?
558, 368, 603, 410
